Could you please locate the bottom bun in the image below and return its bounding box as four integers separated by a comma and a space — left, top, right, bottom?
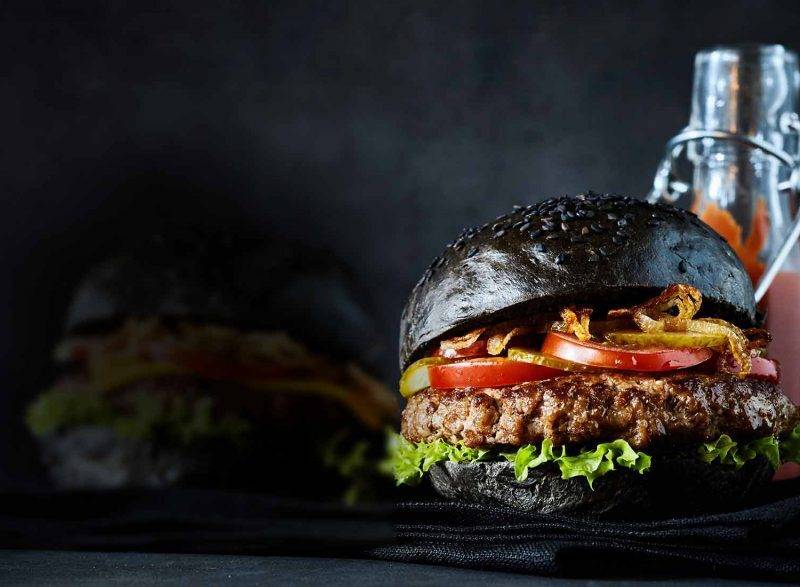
38, 426, 238, 490
428, 452, 774, 517
37, 425, 378, 496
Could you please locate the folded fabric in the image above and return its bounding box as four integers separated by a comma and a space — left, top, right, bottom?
1, 483, 799, 581
370, 486, 800, 581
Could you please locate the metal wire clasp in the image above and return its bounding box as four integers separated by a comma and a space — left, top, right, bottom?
647, 114, 800, 302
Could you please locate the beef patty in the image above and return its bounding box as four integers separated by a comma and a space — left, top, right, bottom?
401, 372, 798, 450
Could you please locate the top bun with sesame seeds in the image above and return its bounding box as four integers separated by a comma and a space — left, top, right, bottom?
399, 192, 756, 370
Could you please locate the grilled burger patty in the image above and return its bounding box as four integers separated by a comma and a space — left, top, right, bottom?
401, 372, 798, 450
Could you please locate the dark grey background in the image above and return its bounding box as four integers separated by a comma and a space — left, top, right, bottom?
3, 0, 800, 481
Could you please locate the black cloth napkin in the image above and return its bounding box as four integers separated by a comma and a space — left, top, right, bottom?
370, 493, 800, 581
1, 484, 799, 581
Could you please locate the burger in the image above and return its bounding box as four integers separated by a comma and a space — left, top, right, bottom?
389, 193, 800, 515
26, 232, 397, 495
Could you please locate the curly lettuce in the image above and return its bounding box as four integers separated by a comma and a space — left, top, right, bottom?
779, 426, 800, 464
389, 426, 800, 490
502, 438, 651, 488
387, 433, 488, 485
26, 388, 251, 446
699, 433, 781, 469
387, 433, 649, 488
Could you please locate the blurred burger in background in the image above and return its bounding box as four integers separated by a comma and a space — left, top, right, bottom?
25, 231, 397, 497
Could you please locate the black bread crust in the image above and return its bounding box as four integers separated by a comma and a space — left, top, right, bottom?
400, 193, 756, 369
63, 233, 385, 369
428, 453, 773, 517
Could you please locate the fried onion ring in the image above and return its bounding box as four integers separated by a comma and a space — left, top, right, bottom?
552, 307, 593, 341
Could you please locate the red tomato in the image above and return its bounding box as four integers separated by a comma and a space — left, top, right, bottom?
434, 339, 487, 359
169, 349, 293, 381
427, 358, 563, 389
541, 332, 713, 372
745, 357, 780, 383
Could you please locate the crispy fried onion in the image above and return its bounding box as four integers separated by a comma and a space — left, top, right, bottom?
609, 284, 751, 376
608, 284, 702, 333
688, 318, 751, 376
438, 326, 487, 352
743, 328, 772, 351
486, 327, 531, 355
439, 321, 538, 356
551, 307, 593, 341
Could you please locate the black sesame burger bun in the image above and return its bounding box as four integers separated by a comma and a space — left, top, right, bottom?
400, 193, 756, 370
64, 232, 384, 369
64, 229, 245, 333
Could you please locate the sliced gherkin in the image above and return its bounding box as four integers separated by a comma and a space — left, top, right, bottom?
399, 357, 450, 398
605, 331, 727, 349
507, 347, 589, 372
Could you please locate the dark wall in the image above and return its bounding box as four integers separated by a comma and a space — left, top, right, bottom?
3, 0, 800, 479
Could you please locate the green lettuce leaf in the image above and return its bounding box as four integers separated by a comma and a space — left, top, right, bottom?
26, 387, 251, 446
558, 439, 651, 488
501, 439, 560, 481
322, 433, 370, 479
386, 433, 488, 486
779, 426, 800, 464
699, 433, 781, 469
389, 427, 800, 489
26, 388, 110, 436
320, 431, 377, 504
504, 438, 650, 488
388, 433, 649, 488
748, 436, 781, 469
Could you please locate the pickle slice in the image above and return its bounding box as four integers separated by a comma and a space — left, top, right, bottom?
605, 331, 727, 349
507, 347, 589, 372
399, 357, 450, 398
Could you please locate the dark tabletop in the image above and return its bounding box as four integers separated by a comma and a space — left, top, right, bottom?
0, 551, 794, 586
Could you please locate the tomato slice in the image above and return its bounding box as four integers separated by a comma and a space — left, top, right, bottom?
722, 356, 781, 383
541, 332, 713, 372
169, 349, 294, 381
434, 339, 487, 359
427, 357, 564, 389
747, 357, 780, 383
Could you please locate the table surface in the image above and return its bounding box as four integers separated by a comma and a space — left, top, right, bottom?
0, 550, 793, 586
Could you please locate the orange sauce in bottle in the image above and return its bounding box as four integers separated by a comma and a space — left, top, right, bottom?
693, 199, 768, 284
